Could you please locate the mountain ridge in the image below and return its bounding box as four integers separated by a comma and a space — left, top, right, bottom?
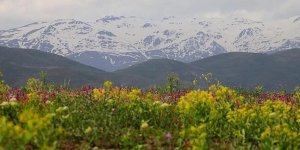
118, 48, 300, 91
0, 16, 299, 71
1, 47, 300, 91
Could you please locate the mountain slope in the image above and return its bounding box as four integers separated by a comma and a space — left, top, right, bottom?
1, 46, 300, 90
0, 47, 114, 87
190, 48, 300, 90
116, 48, 300, 90
0, 46, 157, 87
115, 59, 202, 85
0, 16, 299, 71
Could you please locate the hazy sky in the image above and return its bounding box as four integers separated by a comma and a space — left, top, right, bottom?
0, 0, 299, 29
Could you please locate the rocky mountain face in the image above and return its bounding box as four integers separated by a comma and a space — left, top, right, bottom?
0, 16, 299, 71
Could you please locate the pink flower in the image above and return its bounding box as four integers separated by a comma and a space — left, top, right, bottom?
164, 132, 172, 140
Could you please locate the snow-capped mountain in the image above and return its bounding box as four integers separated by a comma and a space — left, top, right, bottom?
0, 16, 299, 71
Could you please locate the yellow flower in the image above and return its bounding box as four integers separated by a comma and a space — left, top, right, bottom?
84, 127, 93, 134
103, 81, 113, 89
226, 111, 236, 123
128, 89, 141, 100
180, 124, 207, 149
177, 90, 214, 112
13, 125, 23, 137
140, 120, 149, 130
27, 92, 41, 102
153, 101, 162, 105
9, 100, 18, 106
296, 109, 300, 123
260, 127, 271, 139
92, 88, 105, 100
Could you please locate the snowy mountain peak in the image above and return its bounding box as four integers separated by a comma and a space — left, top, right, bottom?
293, 17, 300, 23
96, 16, 126, 23
0, 16, 299, 71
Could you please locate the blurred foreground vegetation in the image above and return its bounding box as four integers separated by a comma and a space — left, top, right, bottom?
1, 72, 300, 149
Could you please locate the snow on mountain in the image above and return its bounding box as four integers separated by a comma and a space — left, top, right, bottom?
0, 16, 299, 71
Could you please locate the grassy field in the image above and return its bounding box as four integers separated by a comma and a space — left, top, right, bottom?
1, 75, 300, 149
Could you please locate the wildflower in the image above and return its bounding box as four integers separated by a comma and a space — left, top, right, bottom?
45, 100, 53, 105
297, 109, 300, 123
0, 101, 9, 107
62, 106, 68, 111
57, 126, 64, 134
13, 125, 22, 133
180, 124, 207, 149
9, 97, 17, 101
161, 103, 170, 108
92, 88, 105, 100
177, 90, 214, 112
192, 79, 197, 86
49, 113, 56, 117
84, 126, 93, 134
9, 100, 18, 106
56, 106, 68, 114
140, 120, 149, 130
56, 107, 63, 113
153, 101, 162, 105
107, 99, 114, 104
7, 93, 14, 99
103, 81, 113, 89
62, 114, 69, 119
260, 128, 271, 139
164, 132, 172, 140
92, 147, 100, 150
27, 92, 41, 102
128, 89, 141, 100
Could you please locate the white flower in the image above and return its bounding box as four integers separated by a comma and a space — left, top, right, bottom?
62, 114, 70, 119
62, 106, 69, 111
161, 103, 170, 108
45, 100, 53, 105
0, 101, 9, 107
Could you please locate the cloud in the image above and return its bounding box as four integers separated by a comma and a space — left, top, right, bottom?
0, 0, 299, 29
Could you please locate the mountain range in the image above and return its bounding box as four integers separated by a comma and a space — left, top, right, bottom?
0, 47, 153, 87
0, 16, 299, 71
1, 46, 300, 91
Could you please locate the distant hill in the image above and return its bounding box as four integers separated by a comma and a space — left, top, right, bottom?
117, 48, 300, 91
115, 59, 201, 85
0, 47, 154, 87
1, 46, 300, 91
0, 47, 115, 87
190, 48, 300, 90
